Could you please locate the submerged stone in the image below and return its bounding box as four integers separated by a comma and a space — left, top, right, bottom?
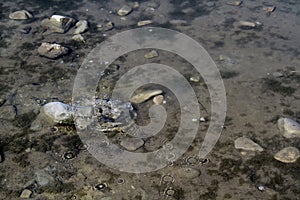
130, 89, 163, 104
117, 5, 132, 16
137, 20, 153, 26
42, 102, 74, 124
120, 137, 144, 151
37, 42, 69, 59
20, 189, 32, 198
9, 10, 33, 20
74, 20, 88, 35
144, 50, 159, 59
277, 117, 300, 138
274, 146, 300, 163
234, 137, 263, 152
176, 167, 200, 179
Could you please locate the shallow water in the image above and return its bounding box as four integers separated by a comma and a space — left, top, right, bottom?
0, 0, 300, 199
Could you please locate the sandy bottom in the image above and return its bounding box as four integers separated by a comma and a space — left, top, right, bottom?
0, 0, 299, 199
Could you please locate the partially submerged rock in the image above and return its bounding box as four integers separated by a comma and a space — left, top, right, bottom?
97, 21, 114, 31
20, 189, 32, 199
72, 34, 85, 42
9, 10, 33, 20
120, 137, 144, 151
41, 15, 76, 33
144, 50, 159, 59
117, 5, 132, 16
274, 146, 300, 163
130, 89, 163, 104
234, 137, 263, 152
37, 42, 69, 59
74, 20, 88, 35
153, 95, 164, 105
277, 117, 300, 138
42, 102, 74, 124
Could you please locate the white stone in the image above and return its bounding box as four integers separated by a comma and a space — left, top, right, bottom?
9, 10, 33, 20
74, 20, 88, 35
42, 102, 74, 123
234, 137, 263, 152
274, 146, 300, 163
278, 118, 300, 138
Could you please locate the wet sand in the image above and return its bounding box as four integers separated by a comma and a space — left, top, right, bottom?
0, 0, 299, 199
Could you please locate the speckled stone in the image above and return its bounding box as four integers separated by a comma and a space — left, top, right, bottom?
274, 146, 300, 163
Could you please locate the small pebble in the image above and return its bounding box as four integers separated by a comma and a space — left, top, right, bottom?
272, 72, 283, 78
137, 20, 153, 26
153, 95, 164, 105
64, 152, 76, 160
144, 50, 159, 59
117, 5, 132, 16
190, 76, 200, 82
199, 117, 206, 122
274, 146, 300, 163
95, 183, 107, 191
9, 10, 33, 20
20, 189, 32, 198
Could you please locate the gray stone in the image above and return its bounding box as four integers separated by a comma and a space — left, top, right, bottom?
42, 102, 74, 124
120, 137, 144, 151
35, 169, 54, 186
38, 42, 69, 59
41, 15, 76, 33
278, 117, 300, 138
74, 20, 88, 35
20, 189, 32, 198
274, 146, 300, 163
9, 10, 33, 20
272, 72, 284, 78
117, 5, 132, 16
234, 137, 263, 152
